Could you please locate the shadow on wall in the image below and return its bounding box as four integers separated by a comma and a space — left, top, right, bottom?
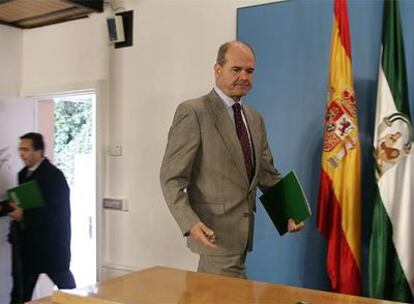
300, 132, 330, 291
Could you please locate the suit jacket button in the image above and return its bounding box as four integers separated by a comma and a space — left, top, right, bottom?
243, 212, 249, 217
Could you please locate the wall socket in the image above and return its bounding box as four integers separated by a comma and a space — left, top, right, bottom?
108, 144, 122, 156
103, 198, 128, 211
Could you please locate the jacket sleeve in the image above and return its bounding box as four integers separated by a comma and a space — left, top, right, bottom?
160, 103, 201, 235
257, 115, 282, 193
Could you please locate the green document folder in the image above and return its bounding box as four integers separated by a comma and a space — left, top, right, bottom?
7, 180, 45, 209
259, 170, 311, 236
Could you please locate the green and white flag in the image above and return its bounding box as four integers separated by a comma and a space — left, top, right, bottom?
369, 0, 413, 302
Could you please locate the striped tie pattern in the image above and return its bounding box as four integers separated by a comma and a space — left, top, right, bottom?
233, 103, 254, 182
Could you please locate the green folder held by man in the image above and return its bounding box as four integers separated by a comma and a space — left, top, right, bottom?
260, 170, 311, 236
7, 180, 45, 209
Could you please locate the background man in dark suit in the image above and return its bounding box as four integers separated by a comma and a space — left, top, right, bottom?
0, 200, 13, 303
0, 199, 20, 304
8, 132, 75, 302
160, 41, 304, 279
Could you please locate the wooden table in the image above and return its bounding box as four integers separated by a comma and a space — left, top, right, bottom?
30, 266, 404, 304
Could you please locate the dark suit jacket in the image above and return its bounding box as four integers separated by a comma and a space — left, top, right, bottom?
0, 199, 12, 216
160, 90, 282, 256
14, 158, 72, 273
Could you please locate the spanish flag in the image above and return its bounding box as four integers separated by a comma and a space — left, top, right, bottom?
317, 0, 361, 295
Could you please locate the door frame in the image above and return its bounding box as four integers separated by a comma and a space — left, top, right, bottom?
21, 79, 107, 282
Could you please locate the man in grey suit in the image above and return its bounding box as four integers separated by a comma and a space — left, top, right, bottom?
160, 41, 304, 278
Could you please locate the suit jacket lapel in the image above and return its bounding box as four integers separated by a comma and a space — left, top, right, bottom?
208, 90, 250, 186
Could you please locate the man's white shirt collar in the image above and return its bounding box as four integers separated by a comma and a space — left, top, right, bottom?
28, 158, 44, 172
213, 86, 244, 109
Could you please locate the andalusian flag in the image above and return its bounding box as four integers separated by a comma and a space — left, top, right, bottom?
368, 0, 413, 302
317, 0, 361, 295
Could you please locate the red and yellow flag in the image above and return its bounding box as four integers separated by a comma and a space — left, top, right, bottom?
317, 0, 361, 295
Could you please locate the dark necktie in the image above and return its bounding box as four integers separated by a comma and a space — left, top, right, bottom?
232, 103, 254, 182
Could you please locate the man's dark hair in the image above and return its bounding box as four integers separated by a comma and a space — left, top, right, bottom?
216, 41, 256, 66
20, 132, 45, 151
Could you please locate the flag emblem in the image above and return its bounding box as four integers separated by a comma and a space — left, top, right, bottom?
375, 113, 412, 176
323, 87, 359, 169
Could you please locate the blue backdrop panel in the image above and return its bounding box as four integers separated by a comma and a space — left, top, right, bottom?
237, 0, 414, 294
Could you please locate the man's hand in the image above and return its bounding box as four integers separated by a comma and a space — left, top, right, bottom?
287, 218, 304, 233
189, 221, 217, 248
8, 203, 23, 222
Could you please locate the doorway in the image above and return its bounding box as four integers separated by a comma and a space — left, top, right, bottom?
32, 92, 97, 299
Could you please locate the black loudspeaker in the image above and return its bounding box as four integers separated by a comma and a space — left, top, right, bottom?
115, 10, 133, 48
106, 10, 133, 48
107, 15, 125, 43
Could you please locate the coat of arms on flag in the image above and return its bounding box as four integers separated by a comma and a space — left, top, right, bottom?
323, 87, 359, 169
374, 113, 412, 176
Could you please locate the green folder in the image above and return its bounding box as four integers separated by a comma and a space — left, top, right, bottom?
7, 180, 45, 209
259, 170, 311, 236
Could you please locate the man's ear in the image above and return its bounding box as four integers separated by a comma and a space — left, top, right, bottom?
35, 149, 44, 159
214, 63, 222, 76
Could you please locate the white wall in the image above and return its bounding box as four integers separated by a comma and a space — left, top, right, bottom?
0, 25, 22, 96
0, 97, 35, 302
0, 24, 27, 301
21, 12, 110, 91
20, 0, 277, 276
